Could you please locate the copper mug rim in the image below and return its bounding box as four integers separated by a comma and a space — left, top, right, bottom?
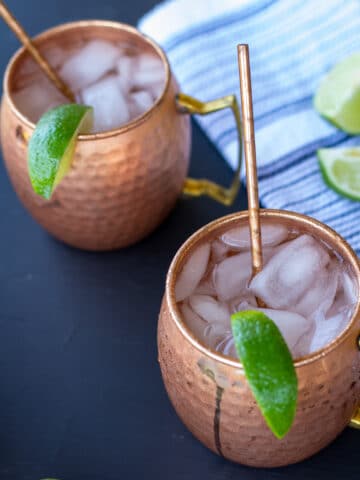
166, 208, 360, 372
2, 19, 172, 141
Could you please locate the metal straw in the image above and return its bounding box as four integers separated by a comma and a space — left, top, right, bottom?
237, 44, 263, 278
0, 0, 75, 101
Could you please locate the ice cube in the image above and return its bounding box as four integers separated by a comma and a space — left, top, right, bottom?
342, 270, 357, 304
44, 46, 67, 70
180, 302, 226, 349
211, 239, 229, 263
116, 56, 135, 93
327, 269, 357, 318
309, 311, 347, 353
189, 294, 230, 330
180, 303, 208, 341
216, 334, 237, 358
213, 251, 251, 301
213, 247, 274, 301
250, 235, 330, 310
238, 305, 312, 358
149, 82, 164, 101
13, 78, 69, 122
15, 58, 39, 89
129, 90, 154, 118
175, 243, 211, 302
294, 266, 338, 319
194, 275, 217, 296
60, 40, 120, 91
218, 305, 312, 359
81, 75, 130, 132
257, 308, 312, 358
132, 54, 165, 89
229, 294, 259, 313
221, 223, 288, 250
16, 47, 66, 91
204, 324, 230, 350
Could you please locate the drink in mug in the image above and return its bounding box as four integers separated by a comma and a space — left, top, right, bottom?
12, 39, 166, 132
175, 221, 357, 359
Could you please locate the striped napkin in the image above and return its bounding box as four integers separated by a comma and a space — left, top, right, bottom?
139, 0, 360, 253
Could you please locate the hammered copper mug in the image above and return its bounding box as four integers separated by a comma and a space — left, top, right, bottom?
158, 209, 360, 467
0, 20, 242, 251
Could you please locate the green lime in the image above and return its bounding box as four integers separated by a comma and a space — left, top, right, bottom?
28, 104, 93, 199
231, 310, 298, 439
318, 147, 360, 200
314, 53, 360, 134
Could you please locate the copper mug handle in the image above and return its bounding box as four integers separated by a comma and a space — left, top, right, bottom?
351, 408, 360, 428
176, 93, 242, 206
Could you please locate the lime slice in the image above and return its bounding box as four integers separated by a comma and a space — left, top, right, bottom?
28, 104, 93, 199
231, 310, 298, 439
314, 53, 360, 134
318, 147, 360, 200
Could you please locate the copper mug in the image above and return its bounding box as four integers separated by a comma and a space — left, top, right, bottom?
0, 20, 242, 251
158, 209, 360, 467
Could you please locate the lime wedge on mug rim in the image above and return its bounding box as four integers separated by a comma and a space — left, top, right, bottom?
28, 104, 93, 199
318, 147, 360, 201
231, 310, 298, 439
314, 53, 360, 134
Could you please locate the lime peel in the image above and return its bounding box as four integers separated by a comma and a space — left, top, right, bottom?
318, 147, 360, 201
231, 310, 298, 439
28, 104, 93, 199
314, 53, 360, 134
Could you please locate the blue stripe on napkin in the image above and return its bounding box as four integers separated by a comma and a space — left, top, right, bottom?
139, 0, 360, 253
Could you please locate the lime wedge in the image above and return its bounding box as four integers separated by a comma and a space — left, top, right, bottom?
314, 53, 360, 134
231, 310, 298, 439
318, 147, 360, 200
28, 104, 93, 199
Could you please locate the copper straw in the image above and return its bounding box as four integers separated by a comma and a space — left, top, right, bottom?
0, 0, 75, 101
237, 44, 263, 278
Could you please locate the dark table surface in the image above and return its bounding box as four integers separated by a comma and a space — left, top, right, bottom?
0, 1, 359, 479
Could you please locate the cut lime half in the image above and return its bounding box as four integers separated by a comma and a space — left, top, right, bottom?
231, 310, 298, 439
318, 147, 360, 201
28, 104, 93, 199
314, 53, 360, 134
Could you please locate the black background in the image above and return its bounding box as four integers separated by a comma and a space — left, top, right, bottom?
0, 1, 359, 479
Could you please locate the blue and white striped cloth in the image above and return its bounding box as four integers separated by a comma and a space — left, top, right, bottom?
139, 0, 360, 253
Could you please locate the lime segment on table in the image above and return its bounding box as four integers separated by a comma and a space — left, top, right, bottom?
28, 104, 93, 199
231, 310, 298, 439
318, 147, 360, 201
314, 53, 360, 134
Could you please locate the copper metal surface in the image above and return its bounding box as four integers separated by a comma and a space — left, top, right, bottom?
237, 44, 262, 277
158, 209, 360, 467
0, 0, 74, 101
0, 20, 242, 250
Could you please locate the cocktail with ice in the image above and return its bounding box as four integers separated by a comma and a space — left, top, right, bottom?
176, 222, 357, 359
158, 210, 360, 467
13, 38, 165, 132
